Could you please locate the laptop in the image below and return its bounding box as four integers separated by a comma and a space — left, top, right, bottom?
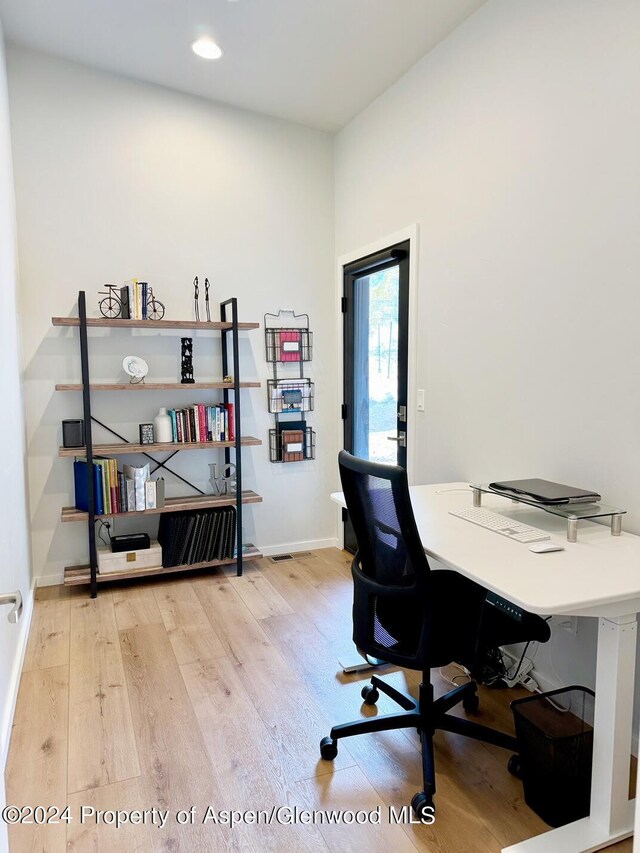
488, 478, 601, 505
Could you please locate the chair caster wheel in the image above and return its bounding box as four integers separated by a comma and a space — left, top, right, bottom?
411, 791, 435, 821
463, 691, 480, 713
361, 684, 379, 705
320, 737, 338, 760
508, 755, 522, 778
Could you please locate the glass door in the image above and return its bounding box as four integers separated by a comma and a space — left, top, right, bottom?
342, 241, 410, 552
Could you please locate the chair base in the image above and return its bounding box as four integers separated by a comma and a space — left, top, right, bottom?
320, 672, 519, 818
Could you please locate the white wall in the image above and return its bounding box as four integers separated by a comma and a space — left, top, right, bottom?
7, 45, 337, 585
335, 0, 640, 692
0, 19, 33, 853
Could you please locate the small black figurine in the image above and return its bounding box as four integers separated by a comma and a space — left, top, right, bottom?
204, 277, 211, 322
181, 337, 194, 384
193, 276, 200, 322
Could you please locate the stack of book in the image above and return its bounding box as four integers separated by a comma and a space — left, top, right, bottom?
74, 459, 164, 514
157, 506, 236, 567
119, 280, 150, 320
168, 404, 235, 443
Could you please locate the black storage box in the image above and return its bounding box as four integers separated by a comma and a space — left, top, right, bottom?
111, 533, 150, 553
511, 686, 595, 827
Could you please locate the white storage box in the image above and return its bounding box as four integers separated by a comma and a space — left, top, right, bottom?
97, 540, 162, 573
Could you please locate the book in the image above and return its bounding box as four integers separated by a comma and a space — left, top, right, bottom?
276, 419, 307, 461
109, 459, 119, 514
280, 329, 301, 362
141, 282, 148, 320
145, 479, 156, 510
93, 458, 110, 514
118, 471, 127, 512
123, 463, 150, 511
119, 286, 130, 320
125, 478, 135, 513
73, 460, 104, 514
155, 478, 165, 508
94, 464, 104, 515
226, 403, 235, 441
282, 428, 305, 462
176, 516, 194, 566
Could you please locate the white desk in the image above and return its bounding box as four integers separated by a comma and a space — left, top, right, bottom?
331, 483, 640, 852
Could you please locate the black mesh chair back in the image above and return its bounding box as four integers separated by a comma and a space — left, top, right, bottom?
339, 450, 433, 668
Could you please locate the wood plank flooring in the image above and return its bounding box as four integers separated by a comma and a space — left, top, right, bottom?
5, 549, 633, 852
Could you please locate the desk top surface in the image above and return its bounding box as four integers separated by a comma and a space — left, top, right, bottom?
331, 483, 640, 617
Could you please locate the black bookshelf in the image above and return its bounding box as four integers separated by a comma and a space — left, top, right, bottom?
55, 291, 262, 597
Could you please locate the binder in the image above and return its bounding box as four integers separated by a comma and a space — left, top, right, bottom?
73, 460, 104, 515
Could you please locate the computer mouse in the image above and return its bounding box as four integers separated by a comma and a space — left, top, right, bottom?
529, 542, 565, 553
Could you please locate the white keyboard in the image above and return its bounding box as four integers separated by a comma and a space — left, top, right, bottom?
449, 507, 551, 543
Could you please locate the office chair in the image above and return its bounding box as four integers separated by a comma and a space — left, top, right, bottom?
320, 451, 551, 819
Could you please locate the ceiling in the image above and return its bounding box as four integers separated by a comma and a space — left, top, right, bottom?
0, 0, 486, 131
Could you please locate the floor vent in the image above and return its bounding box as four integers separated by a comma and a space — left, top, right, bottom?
268, 551, 314, 563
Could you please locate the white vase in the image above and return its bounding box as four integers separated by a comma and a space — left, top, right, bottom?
154, 407, 173, 443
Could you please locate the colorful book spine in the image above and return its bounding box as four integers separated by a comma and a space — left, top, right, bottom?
198, 404, 207, 443
193, 405, 200, 443
97, 459, 110, 514
109, 459, 119, 514
226, 402, 235, 441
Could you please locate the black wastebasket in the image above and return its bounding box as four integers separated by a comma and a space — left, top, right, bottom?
511, 685, 595, 827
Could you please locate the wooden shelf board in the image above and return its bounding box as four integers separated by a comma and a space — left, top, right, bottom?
61, 490, 263, 523
52, 317, 259, 330
55, 381, 261, 391
59, 437, 262, 457
63, 545, 263, 585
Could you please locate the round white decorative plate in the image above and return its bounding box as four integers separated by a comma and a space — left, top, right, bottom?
122, 355, 149, 379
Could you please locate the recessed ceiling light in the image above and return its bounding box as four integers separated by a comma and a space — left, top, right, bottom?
191, 38, 223, 60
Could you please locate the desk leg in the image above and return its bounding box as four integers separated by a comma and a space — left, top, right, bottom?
503, 613, 637, 853
591, 614, 636, 832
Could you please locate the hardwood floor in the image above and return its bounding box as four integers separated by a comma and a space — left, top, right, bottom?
5, 549, 633, 852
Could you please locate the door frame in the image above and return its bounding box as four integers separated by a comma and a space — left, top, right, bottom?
335, 224, 420, 546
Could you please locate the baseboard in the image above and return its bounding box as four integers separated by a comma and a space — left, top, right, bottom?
35, 573, 65, 587
0, 580, 35, 772
258, 538, 340, 558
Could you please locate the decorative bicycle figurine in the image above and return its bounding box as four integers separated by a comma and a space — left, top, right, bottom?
145, 287, 165, 320
99, 283, 165, 320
